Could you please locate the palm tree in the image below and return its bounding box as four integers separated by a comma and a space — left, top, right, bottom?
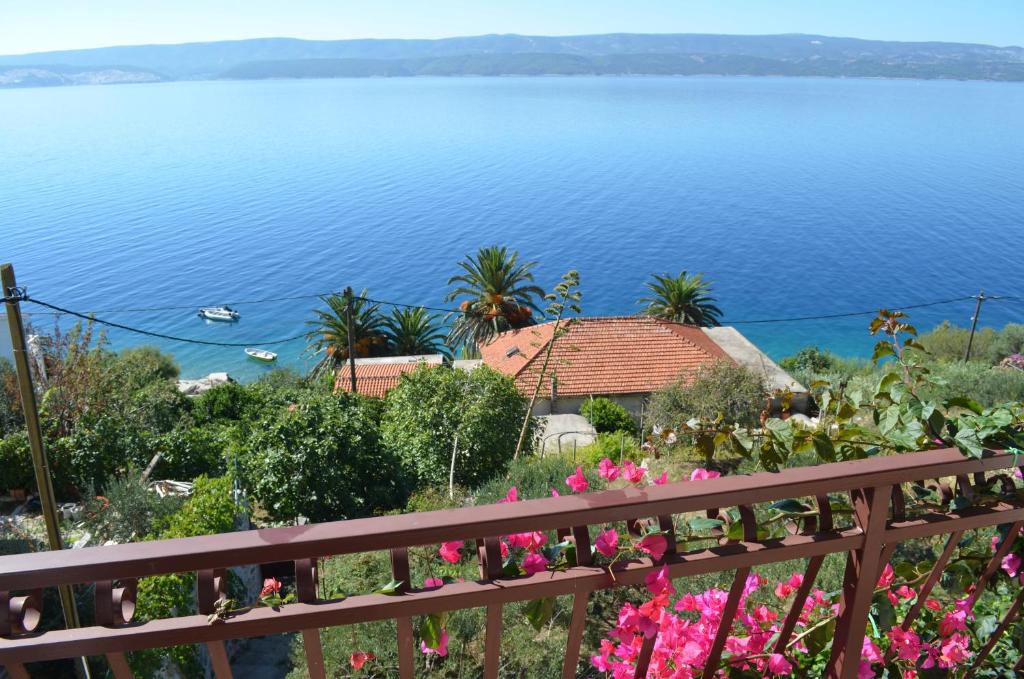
383, 306, 450, 357
305, 289, 388, 378
637, 272, 723, 327
445, 246, 546, 348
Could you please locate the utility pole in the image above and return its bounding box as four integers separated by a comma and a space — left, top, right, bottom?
344, 287, 357, 393
963, 290, 986, 362
2, 263, 90, 679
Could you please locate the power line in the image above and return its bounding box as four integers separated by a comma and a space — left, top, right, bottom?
724, 296, 977, 324
21, 297, 308, 347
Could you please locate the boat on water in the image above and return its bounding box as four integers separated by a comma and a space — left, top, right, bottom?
245, 348, 277, 363
198, 306, 240, 322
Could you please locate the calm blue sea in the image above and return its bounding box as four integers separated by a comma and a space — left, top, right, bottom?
1, 76, 1022, 380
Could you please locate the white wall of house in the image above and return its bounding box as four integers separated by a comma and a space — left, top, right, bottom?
530, 393, 648, 418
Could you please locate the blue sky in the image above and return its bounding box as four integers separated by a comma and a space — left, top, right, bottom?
2, 1, 1022, 55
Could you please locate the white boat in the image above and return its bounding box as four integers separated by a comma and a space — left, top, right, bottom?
198, 306, 240, 322
245, 348, 277, 363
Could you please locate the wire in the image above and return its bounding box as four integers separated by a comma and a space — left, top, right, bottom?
22, 298, 308, 347
724, 296, 977, 324
363, 297, 461, 314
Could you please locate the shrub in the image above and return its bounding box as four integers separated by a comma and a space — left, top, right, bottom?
577, 431, 643, 468
649, 360, 767, 429
918, 321, 1024, 365
189, 382, 258, 423
473, 455, 581, 504
0, 433, 34, 492
580, 396, 635, 433
151, 424, 233, 481
241, 391, 405, 522
0, 358, 22, 437
382, 365, 532, 490
919, 361, 1024, 407
779, 346, 835, 374
80, 472, 184, 544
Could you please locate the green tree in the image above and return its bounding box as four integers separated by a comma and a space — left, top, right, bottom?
581, 397, 636, 434
241, 391, 405, 522
382, 365, 531, 490
637, 271, 723, 327
383, 306, 450, 357
649, 360, 767, 430
445, 246, 546, 348
305, 289, 389, 379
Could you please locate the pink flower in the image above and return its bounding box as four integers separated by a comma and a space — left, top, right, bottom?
259, 578, 282, 598
523, 552, 549, 574
420, 629, 449, 656
876, 563, 894, 588
497, 487, 519, 504
861, 637, 882, 663
1001, 553, 1021, 578
767, 653, 793, 676
350, 651, 375, 669
690, 468, 721, 481
506, 531, 546, 551
938, 633, 972, 668
925, 598, 942, 611
638, 534, 668, 561
499, 540, 510, 559
565, 466, 589, 493
652, 471, 669, 485
550, 488, 560, 497
774, 581, 794, 598
623, 460, 647, 483
598, 458, 621, 482
939, 609, 968, 636
857, 661, 875, 679
438, 540, 462, 564
644, 565, 676, 595
895, 585, 915, 600
888, 627, 923, 661
595, 528, 619, 557
423, 577, 444, 588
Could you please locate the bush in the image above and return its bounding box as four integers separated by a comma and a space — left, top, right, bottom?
778, 346, 835, 374
919, 321, 1024, 365
382, 366, 532, 490
151, 424, 233, 481
649, 360, 767, 428
81, 473, 184, 544
0, 358, 22, 437
580, 396, 635, 433
473, 455, 581, 504
919, 361, 1024, 407
0, 433, 34, 492
576, 431, 643, 468
189, 382, 258, 423
241, 391, 405, 522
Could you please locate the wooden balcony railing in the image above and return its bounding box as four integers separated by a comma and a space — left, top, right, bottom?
1, 447, 1022, 678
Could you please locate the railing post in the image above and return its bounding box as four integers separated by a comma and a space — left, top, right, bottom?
826, 486, 892, 679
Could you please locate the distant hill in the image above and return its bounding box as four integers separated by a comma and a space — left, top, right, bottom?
0, 64, 165, 88
2, 33, 1022, 87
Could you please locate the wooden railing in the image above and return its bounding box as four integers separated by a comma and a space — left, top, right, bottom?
1, 447, 1022, 679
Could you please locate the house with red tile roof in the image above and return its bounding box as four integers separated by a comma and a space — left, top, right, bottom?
334, 354, 444, 399
479, 316, 802, 416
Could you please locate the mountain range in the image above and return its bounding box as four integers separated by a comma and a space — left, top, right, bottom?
2, 33, 1022, 88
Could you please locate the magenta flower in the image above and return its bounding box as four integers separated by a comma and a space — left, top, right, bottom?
259, 578, 282, 598
595, 528, 619, 557
550, 488, 560, 497
767, 653, 793, 676
497, 487, 519, 504
690, 468, 721, 481
565, 466, 589, 493
644, 565, 675, 595
652, 471, 669, 485
420, 629, 449, 656
876, 562, 895, 588
598, 458, 621, 481
888, 627, 923, 661
1001, 553, 1021, 578
438, 540, 462, 564
622, 460, 646, 483
522, 552, 549, 574
638, 534, 668, 561
423, 577, 444, 588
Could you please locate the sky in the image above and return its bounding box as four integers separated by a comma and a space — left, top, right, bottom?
2, 0, 1022, 56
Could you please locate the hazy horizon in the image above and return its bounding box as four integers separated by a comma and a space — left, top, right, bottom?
3, 1, 1022, 56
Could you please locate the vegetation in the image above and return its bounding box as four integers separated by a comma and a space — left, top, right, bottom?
918, 320, 1024, 365
637, 271, 722, 327
382, 306, 448, 357
580, 396, 635, 433
649, 359, 767, 431
444, 246, 545, 348
381, 365, 531, 490
305, 290, 390, 379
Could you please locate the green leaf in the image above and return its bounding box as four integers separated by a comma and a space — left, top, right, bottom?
872, 341, 896, 363
374, 579, 405, 595
950, 495, 972, 513
954, 428, 985, 459
726, 521, 745, 541
770, 499, 811, 515
688, 517, 725, 532
525, 597, 555, 631
811, 433, 836, 463
420, 613, 444, 648
946, 397, 985, 415
873, 593, 897, 631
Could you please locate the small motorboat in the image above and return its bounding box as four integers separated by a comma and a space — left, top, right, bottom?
245, 348, 277, 363
198, 306, 240, 322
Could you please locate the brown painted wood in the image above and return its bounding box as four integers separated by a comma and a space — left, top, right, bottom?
0, 448, 1015, 592
396, 616, 415, 679
773, 555, 824, 654
963, 586, 1024, 678
703, 567, 751, 674
4, 664, 30, 679
207, 641, 233, 679
300, 629, 327, 679
632, 633, 657, 679
483, 604, 502, 679
106, 652, 134, 679
966, 520, 1024, 607
561, 590, 591, 679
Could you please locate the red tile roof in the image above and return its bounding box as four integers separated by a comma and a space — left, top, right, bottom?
479, 317, 733, 397
334, 356, 443, 398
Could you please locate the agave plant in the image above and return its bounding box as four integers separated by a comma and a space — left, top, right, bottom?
637, 272, 722, 327
305, 289, 388, 379
445, 246, 546, 348
383, 306, 450, 357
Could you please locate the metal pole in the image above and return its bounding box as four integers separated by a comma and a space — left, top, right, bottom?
344, 287, 357, 393
963, 291, 986, 362
1, 263, 90, 678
